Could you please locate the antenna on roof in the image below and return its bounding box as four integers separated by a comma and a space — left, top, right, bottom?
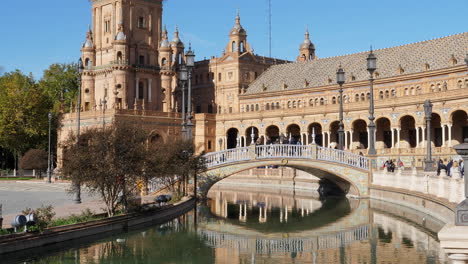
268, 0, 272, 58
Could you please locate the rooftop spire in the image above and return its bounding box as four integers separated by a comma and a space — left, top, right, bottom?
236, 9, 241, 25
305, 25, 310, 40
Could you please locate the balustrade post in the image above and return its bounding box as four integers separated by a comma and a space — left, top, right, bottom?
311, 144, 317, 159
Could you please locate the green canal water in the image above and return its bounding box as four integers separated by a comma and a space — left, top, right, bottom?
4, 187, 449, 264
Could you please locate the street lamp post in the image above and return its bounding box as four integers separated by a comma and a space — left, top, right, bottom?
424, 100, 434, 171
73, 58, 84, 204
367, 49, 377, 155
47, 112, 53, 183
185, 45, 195, 141
336, 66, 345, 150
179, 65, 188, 140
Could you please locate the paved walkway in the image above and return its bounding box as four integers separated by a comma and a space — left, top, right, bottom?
0, 181, 105, 228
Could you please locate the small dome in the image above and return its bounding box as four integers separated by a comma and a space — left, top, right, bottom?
230, 13, 246, 36
300, 39, 315, 50
171, 27, 185, 48
82, 28, 94, 48
160, 39, 170, 48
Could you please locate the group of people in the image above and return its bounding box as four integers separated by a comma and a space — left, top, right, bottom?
437, 159, 464, 177
382, 159, 404, 172
263, 135, 302, 146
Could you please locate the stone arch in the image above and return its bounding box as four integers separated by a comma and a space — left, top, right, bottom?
329, 121, 340, 148
226, 128, 239, 149
399, 115, 416, 148
148, 130, 167, 144
451, 110, 468, 145
352, 119, 368, 150
431, 113, 442, 147
201, 159, 370, 199
308, 122, 323, 146
286, 124, 301, 143
376, 117, 391, 149
245, 126, 259, 146
265, 125, 280, 144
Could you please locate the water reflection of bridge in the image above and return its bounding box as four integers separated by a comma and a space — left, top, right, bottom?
198, 224, 370, 254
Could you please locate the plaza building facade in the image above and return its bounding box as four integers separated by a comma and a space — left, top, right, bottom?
216, 32, 468, 166
60, 0, 468, 168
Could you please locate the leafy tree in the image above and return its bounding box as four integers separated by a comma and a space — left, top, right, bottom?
19, 149, 48, 178
0, 70, 51, 167
61, 121, 147, 217
39, 63, 79, 113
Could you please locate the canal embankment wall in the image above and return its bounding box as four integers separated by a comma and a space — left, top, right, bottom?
0, 197, 195, 255
214, 167, 460, 224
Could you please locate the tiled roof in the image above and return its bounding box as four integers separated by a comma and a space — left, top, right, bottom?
246, 32, 468, 94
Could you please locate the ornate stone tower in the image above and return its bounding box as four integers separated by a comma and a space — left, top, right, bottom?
226, 11, 251, 54
80, 0, 180, 112
297, 27, 316, 62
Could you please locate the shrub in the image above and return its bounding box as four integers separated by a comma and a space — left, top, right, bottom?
22, 205, 55, 231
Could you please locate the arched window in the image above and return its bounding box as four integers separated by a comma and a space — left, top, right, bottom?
255, 104, 259, 111
309, 54, 313, 60
309, 99, 314, 106
161, 58, 167, 66
343, 95, 348, 103
232, 41, 236, 52
240, 42, 245, 53
85, 58, 90, 68
287, 101, 291, 108
251, 104, 254, 111
391, 89, 396, 97
459, 80, 463, 89
379, 91, 384, 99
116, 52, 122, 62
465, 79, 468, 88
266, 103, 270, 110
138, 81, 144, 99
292, 101, 296, 108
178, 53, 183, 64
320, 98, 324, 105
298, 100, 302, 108
431, 84, 435, 92
355, 94, 359, 102
361, 93, 365, 101
246, 105, 249, 112
332, 97, 336, 104
276, 102, 280, 109
301, 54, 306, 60
315, 98, 319, 105
366, 92, 370, 100
410, 87, 415, 95
385, 90, 390, 98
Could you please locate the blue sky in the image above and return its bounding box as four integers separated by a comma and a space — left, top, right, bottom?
0, 0, 466, 79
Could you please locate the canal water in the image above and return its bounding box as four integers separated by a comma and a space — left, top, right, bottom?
5, 186, 449, 264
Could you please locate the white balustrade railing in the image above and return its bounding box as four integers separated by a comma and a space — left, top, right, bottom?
372, 169, 465, 204
204, 144, 370, 171
316, 146, 369, 170
204, 146, 251, 168
255, 144, 313, 159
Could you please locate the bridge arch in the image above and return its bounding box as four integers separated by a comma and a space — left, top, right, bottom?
201, 145, 370, 199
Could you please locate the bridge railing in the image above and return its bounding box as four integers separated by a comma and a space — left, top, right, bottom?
255, 145, 313, 159
204, 144, 369, 171
204, 146, 251, 168
317, 146, 369, 170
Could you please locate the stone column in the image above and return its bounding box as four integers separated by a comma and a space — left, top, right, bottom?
327, 132, 331, 148
344, 130, 348, 149
306, 132, 310, 145
422, 127, 426, 145
448, 123, 453, 147
135, 77, 140, 102
148, 79, 152, 103
391, 128, 395, 149
322, 132, 326, 147
397, 128, 401, 148
442, 124, 446, 147
416, 127, 420, 148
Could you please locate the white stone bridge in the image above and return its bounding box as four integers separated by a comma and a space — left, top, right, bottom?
200, 144, 370, 198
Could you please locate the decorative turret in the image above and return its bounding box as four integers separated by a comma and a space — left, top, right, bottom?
226, 10, 250, 54
82, 26, 94, 49
159, 25, 172, 67
297, 26, 316, 62
113, 22, 127, 64
171, 26, 185, 65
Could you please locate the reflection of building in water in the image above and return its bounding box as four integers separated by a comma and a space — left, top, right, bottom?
203, 188, 447, 263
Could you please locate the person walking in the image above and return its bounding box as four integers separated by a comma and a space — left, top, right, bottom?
437, 159, 445, 176
460, 159, 464, 178
446, 159, 453, 177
